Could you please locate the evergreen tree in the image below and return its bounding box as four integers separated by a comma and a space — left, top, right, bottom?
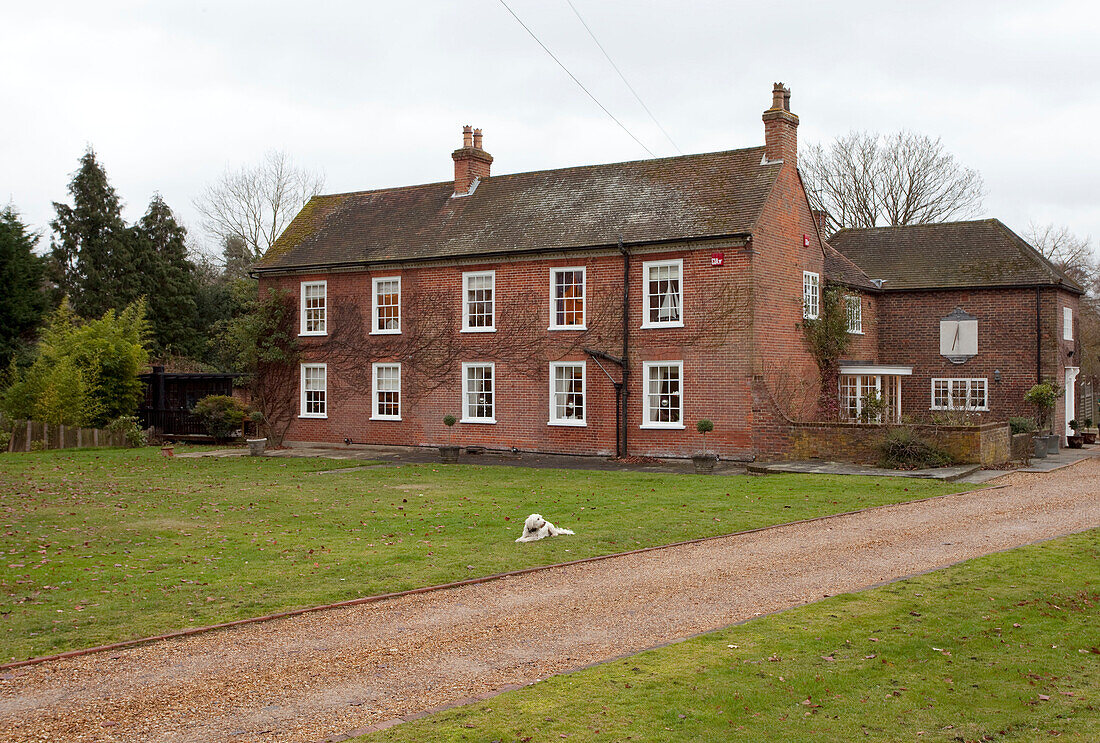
222, 235, 253, 280
131, 194, 202, 357
0, 206, 48, 368
50, 149, 135, 318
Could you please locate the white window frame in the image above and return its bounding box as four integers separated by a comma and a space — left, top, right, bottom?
299, 363, 327, 418
461, 270, 496, 332
548, 362, 586, 426
371, 276, 401, 335
370, 362, 401, 421
641, 259, 684, 329
930, 378, 989, 412
803, 271, 820, 320
461, 362, 496, 423
845, 294, 863, 334
549, 267, 587, 330
1064, 306, 1073, 341
300, 280, 327, 336
641, 361, 685, 429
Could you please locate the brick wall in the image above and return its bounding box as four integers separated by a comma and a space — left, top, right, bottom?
262, 240, 759, 460
876, 287, 1080, 438
750, 165, 827, 425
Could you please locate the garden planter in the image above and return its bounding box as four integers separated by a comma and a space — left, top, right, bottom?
1082, 431, 1097, 445
1067, 435, 1084, 449
1046, 435, 1060, 455
438, 445, 460, 463
1032, 435, 1051, 458
692, 453, 717, 474
246, 438, 267, 456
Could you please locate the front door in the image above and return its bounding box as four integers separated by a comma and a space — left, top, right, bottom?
1066, 367, 1080, 438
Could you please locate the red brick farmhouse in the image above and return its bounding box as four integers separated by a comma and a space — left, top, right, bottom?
253, 85, 1082, 460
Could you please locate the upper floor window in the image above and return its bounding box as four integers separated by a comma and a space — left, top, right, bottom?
372, 277, 401, 334
846, 294, 862, 334
641, 361, 684, 428
461, 362, 496, 423
549, 362, 586, 426
550, 267, 586, 329
462, 271, 495, 332
300, 281, 327, 335
300, 363, 327, 418
371, 363, 401, 420
1064, 307, 1073, 341
931, 378, 988, 411
642, 259, 683, 328
803, 271, 819, 319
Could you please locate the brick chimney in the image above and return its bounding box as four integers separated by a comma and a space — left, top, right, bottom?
762, 83, 798, 166
452, 125, 492, 196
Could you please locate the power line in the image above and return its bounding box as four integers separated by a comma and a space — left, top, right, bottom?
496, 0, 658, 158
565, 0, 682, 154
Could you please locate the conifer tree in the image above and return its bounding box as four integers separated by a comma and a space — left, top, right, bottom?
131, 194, 202, 357
50, 149, 135, 318
0, 206, 48, 368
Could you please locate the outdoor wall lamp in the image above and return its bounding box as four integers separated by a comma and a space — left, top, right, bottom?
994, 369, 1001, 383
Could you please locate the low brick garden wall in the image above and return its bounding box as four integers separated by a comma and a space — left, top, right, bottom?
781, 420, 1010, 466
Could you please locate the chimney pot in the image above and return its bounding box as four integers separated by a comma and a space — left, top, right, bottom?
462, 125, 473, 148
472, 128, 483, 150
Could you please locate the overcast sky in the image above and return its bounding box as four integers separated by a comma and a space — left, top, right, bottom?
3, 0, 1098, 256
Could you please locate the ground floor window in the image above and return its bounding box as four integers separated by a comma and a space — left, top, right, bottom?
549, 362, 586, 425
931, 378, 988, 411
839, 373, 902, 422
371, 363, 400, 420
300, 363, 327, 418
642, 361, 684, 428
462, 362, 495, 423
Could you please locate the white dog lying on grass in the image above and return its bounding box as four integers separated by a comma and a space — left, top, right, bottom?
515, 513, 575, 542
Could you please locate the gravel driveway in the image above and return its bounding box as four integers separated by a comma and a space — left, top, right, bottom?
2, 460, 1098, 743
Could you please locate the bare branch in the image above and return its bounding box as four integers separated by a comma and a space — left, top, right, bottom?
802, 130, 984, 232
194, 150, 325, 267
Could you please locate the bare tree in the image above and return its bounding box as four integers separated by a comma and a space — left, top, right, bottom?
194, 150, 325, 267
1025, 223, 1097, 290
802, 131, 985, 233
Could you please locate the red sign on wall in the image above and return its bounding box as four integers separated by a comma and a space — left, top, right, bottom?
710, 252, 725, 266
803, 234, 811, 247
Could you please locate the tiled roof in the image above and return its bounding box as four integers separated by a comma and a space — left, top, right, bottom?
828, 219, 1084, 294
254, 147, 781, 271
823, 244, 877, 291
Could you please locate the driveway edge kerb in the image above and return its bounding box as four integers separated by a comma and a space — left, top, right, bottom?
0, 481, 1013, 672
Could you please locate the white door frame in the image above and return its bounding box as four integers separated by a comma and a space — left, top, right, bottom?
1065, 366, 1080, 438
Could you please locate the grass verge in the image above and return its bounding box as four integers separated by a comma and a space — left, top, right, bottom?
1, 447, 973, 660
360, 530, 1099, 743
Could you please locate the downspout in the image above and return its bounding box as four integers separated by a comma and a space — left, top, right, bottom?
620, 237, 630, 458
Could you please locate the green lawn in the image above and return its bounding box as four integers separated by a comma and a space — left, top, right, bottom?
1, 447, 973, 661
363, 530, 1100, 743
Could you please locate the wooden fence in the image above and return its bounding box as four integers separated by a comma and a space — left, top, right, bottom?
1, 416, 127, 452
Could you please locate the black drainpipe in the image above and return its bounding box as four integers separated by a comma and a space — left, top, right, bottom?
1035, 286, 1042, 384
619, 237, 630, 458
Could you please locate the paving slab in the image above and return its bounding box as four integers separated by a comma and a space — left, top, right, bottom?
747, 459, 980, 481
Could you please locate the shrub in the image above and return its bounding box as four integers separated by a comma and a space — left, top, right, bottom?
878, 428, 952, 470
106, 415, 146, 448
0, 430, 10, 452
1009, 416, 1036, 435
1024, 382, 1062, 433
696, 419, 714, 453
193, 395, 246, 442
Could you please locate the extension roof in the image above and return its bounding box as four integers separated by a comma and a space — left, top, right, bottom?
253, 147, 782, 272
823, 244, 877, 291
828, 219, 1084, 294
